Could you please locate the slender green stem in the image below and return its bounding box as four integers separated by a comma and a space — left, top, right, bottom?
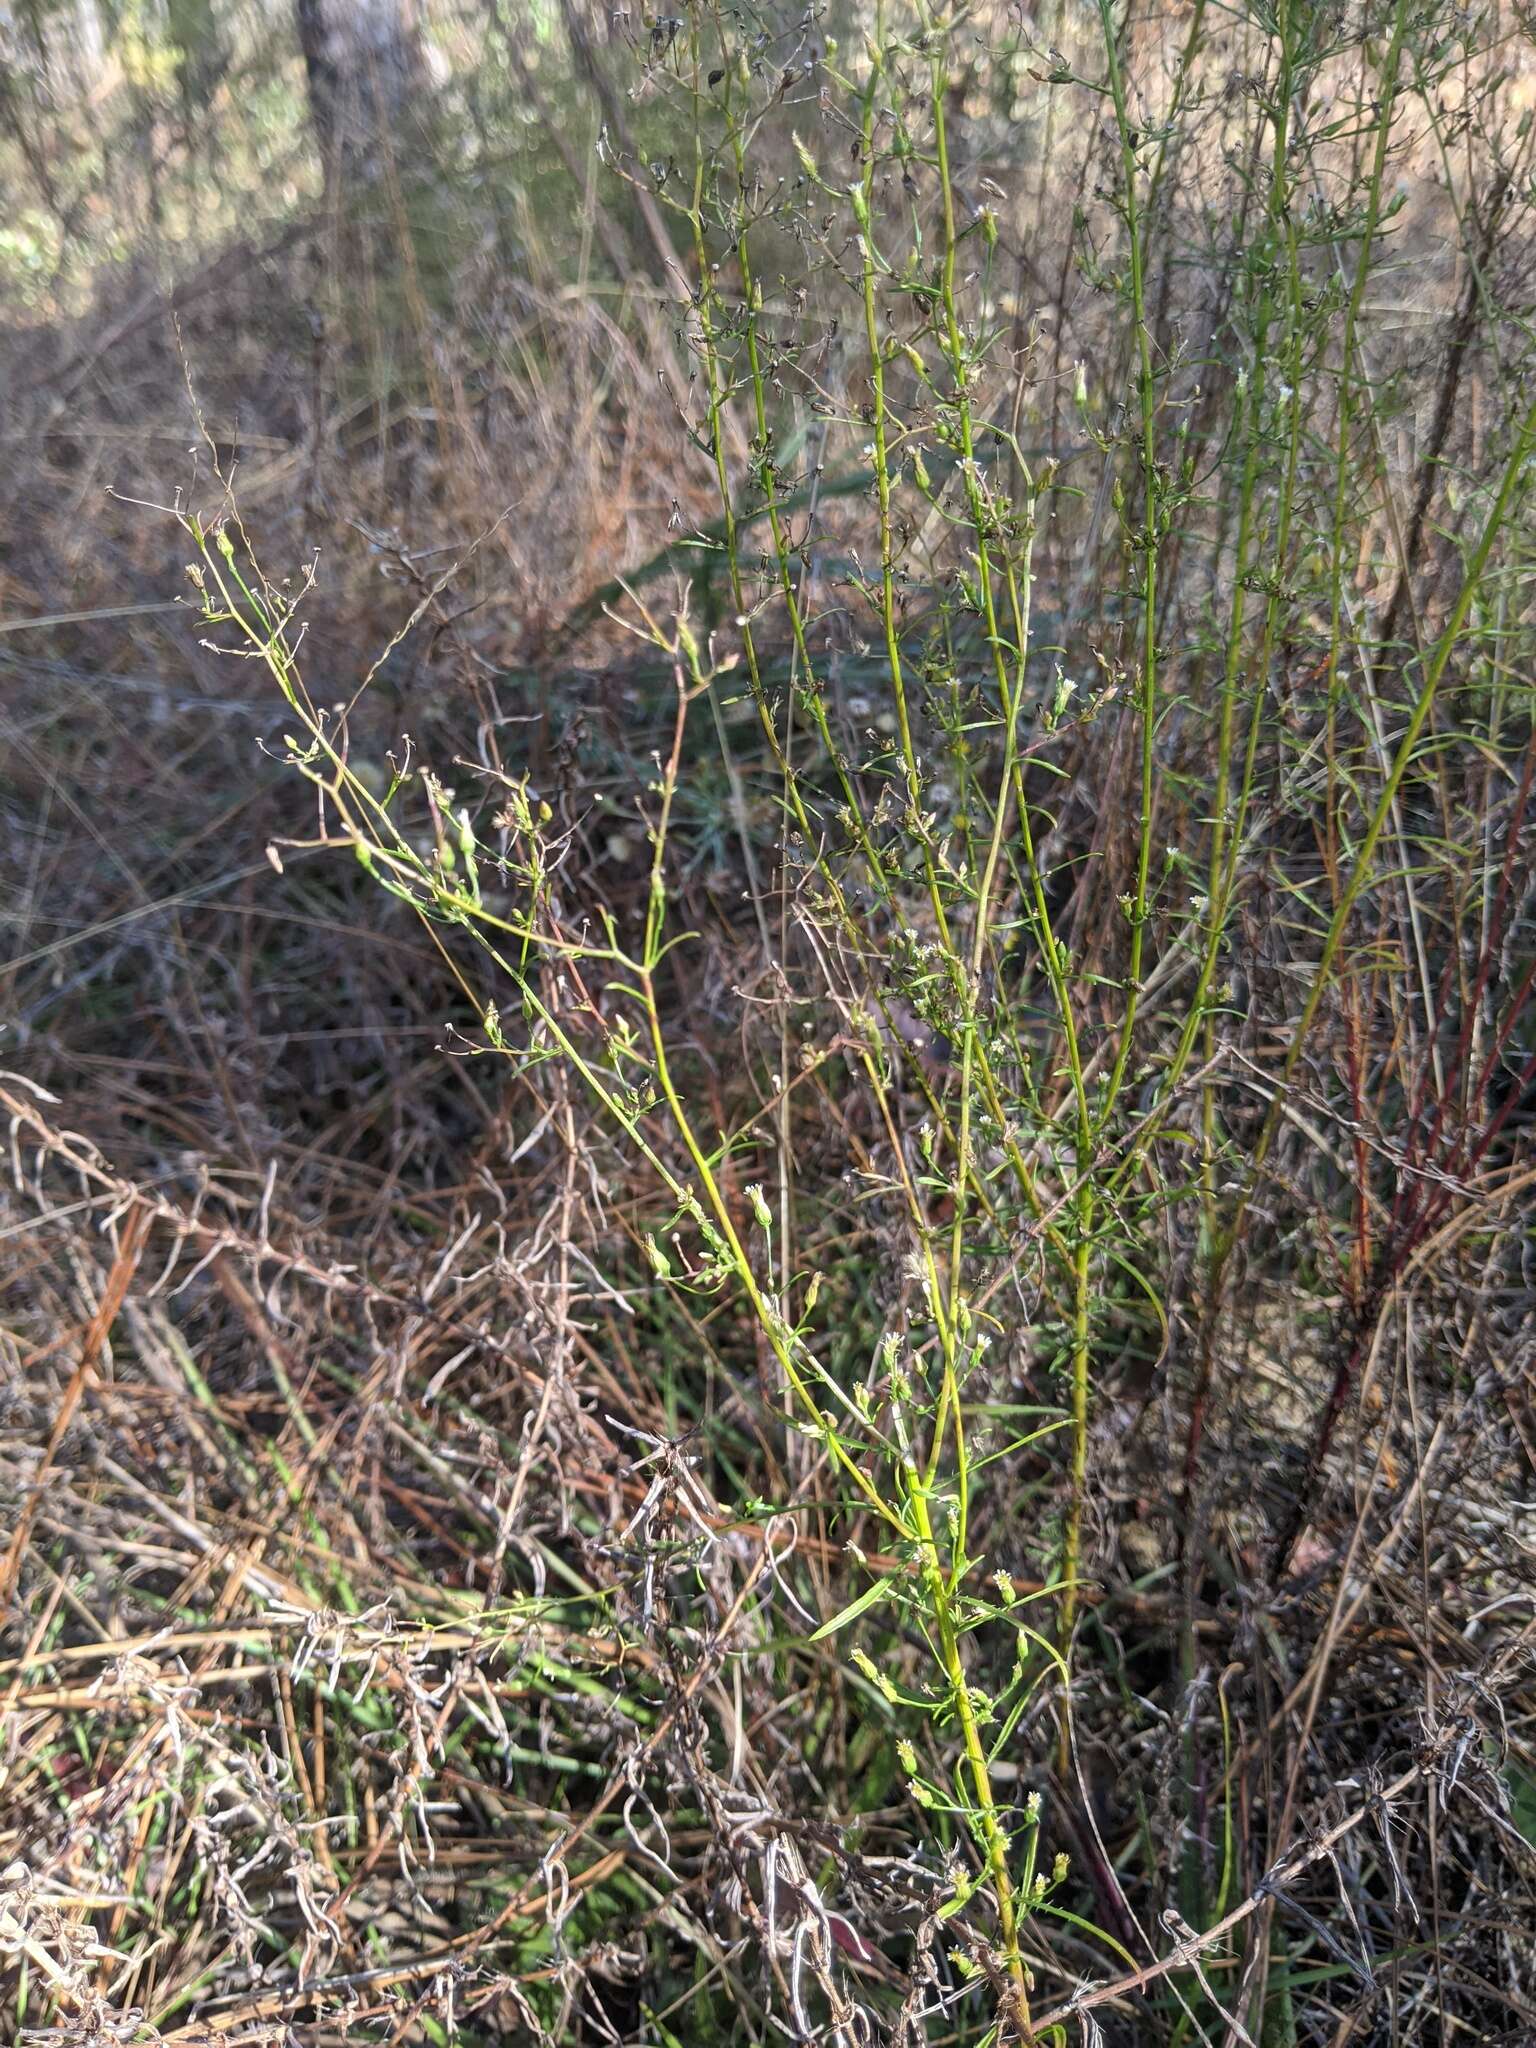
1095, 0, 1162, 1130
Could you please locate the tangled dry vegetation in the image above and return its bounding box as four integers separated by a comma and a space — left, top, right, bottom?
4, 1, 1536, 2043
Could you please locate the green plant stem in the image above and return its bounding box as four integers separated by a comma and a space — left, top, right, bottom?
1095, 0, 1161, 1130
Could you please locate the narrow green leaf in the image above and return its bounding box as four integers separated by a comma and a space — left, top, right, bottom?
810, 1576, 898, 1641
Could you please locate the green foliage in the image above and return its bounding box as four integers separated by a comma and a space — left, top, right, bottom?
202, 1, 1536, 2034
7, 0, 1536, 2040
